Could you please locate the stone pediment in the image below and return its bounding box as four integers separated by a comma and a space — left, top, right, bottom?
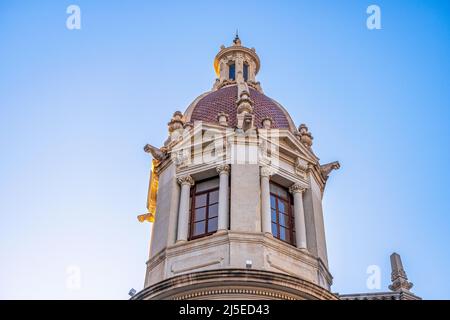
276, 132, 319, 164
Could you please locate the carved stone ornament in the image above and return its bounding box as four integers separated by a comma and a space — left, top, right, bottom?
388, 253, 414, 292
172, 149, 189, 167
216, 164, 230, 175
236, 90, 254, 114
320, 161, 340, 180
217, 112, 229, 126
144, 144, 167, 161
289, 184, 306, 194
177, 175, 195, 186
260, 166, 274, 178
168, 111, 185, 133
183, 122, 194, 131
248, 80, 263, 92
261, 116, 273, 129
258, 139, 270, 164
294, 157, 308, 178
297, 124, 313, 147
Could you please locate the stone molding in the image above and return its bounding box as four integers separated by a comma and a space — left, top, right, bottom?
171, 257, 224, 275
133, 269, 338, 300
156, 125, 320, 183
144, 231, 333, 291
175, 288, 296, 300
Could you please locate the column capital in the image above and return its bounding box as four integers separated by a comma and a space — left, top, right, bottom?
216, 164, 230, 175
289, 184, 306, 194
177, 175, 195, 187
260, 166, 274, 178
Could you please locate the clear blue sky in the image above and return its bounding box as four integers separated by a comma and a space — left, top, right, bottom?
1, 0, 449, 299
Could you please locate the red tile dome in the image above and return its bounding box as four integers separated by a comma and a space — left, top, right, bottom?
186, 85, 295, 130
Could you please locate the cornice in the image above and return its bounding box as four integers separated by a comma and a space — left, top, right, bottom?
133, 268, 338, 300
145, 231, 332, 286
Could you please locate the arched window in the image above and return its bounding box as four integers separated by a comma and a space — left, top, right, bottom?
270, 182, 296, 245
189, 178, 220, 240
243, 62, 249, 81
228, 63, 236, 81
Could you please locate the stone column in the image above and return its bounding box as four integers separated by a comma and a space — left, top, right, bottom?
289, 184, 307, 250
176, 175, 194, 242
216, 165, 230, 231
236, 53, 244, 83
219, 60, 226, 81
260, 166, 273, 235
249, 61, 256, 82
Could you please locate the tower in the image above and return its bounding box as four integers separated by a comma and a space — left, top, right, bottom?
134, 37, 341, 300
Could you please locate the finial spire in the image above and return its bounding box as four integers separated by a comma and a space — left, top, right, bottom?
233, 29, 241, 46
389, 252, 414, 292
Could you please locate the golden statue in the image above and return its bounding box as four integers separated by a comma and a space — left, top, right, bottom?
137, 159, 159, 223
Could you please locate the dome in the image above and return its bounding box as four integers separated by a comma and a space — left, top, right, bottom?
185, 85, 296, 130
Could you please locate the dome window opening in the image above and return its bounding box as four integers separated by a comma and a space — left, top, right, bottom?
243, 62, 249, 82
229, 63, 236, 81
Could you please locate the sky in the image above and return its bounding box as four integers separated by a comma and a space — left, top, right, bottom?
0, 0, 449, 300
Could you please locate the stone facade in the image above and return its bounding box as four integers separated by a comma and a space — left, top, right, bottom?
135, 36, 420, 300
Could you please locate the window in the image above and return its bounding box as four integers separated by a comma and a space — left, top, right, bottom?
270, 182, 296, 245
243, 62, 249, 81
189, 178, 220, 240
229, 63, 236, 81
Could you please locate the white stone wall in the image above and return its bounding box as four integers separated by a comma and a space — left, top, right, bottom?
230, 164, 261, 233
303, 173, 329, 267
149, 163, 179, 256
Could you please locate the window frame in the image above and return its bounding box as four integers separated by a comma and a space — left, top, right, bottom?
269, 181, 296, 246
188, 178, 220, 240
